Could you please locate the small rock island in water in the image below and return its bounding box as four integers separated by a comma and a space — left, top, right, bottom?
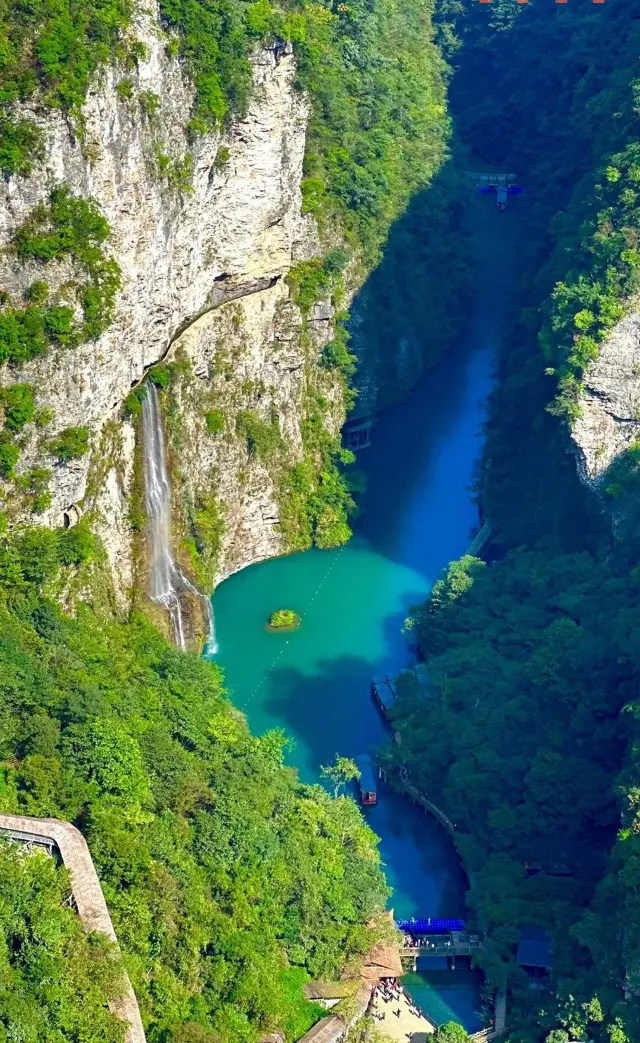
268, 609, 301, 631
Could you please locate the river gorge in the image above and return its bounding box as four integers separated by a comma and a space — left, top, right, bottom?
208, 194, 517, 1031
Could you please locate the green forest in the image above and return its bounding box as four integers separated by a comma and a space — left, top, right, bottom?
0, 525, 389, 1041
4, 0, 640, 1040
380, 3, 640, 1043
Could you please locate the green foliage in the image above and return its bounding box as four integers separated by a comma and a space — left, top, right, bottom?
148, 364, 173, 389
288, 250, 348, 316
0, 524, 388, 1039
236, 410, 282, 459
213, 145, 230, 171
278, 390, 355, 553
0, 433, 20, 478
139, 90, 161, 118
159, 0, 449, 262
204, 408, 224, 435
436, 1024, 471, 1043
24, 280, 50, 305
0, 305, 53, 364
1, 383, 35, 431
154, 147, 194, 192
158, 0, 254, 128
124, 389, 144, 418
115, 77, 134, 99
541, 144, 640, 421
13, 1, 131, 107
16, 466, 53, 514
49, 425, 90, 462
57, 520, 97, 565
268, 609, 301, 629
15, 186, 122, 340
0, 0, 131, 170
0, 843, 126, 1041
321, 329, 356, 378
320, 754, 360, 798
0, 116, 44, 177
0, 189, 120, 366
387, 549, 640, 1036
35, 407, 55, 428
184, 491, 225, 589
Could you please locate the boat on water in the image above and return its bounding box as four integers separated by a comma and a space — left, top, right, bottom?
371, 676, 396, 721
354, 754, 377, 805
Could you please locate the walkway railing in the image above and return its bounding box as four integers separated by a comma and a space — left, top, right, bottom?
394, 778, 456, 835
465, 521, 493, 558
0, 814, 146, 1043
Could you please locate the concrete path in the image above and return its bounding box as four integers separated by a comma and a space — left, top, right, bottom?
0, 813, 146, 1043
370, 988, 434, 1041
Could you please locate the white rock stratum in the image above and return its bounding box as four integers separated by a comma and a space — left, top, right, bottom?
0, 3, 341, 615
572, 309, 640, 488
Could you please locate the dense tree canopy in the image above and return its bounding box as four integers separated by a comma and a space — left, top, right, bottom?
0, 524, 389, 1041
382, 3, 640, 1042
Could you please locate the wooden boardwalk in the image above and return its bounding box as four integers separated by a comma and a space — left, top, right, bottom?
395, 779, 456, 835
465, 521, 493, 558
469, 990, 507, 1043
0, 814, 146, 1043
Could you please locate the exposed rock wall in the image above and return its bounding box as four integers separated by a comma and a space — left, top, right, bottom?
0, 3, 342, 611
572, 309, 640, 489
165, 281, 338, 585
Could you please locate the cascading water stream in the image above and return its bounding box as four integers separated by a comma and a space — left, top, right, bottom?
140, 382, 217, 652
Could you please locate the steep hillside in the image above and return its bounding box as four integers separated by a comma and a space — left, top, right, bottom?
385, 4, 640, 1043
0, 0, 457, 1034
0, 0, 458, 638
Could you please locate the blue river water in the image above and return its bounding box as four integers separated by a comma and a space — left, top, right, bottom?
209, 196, 511, 1030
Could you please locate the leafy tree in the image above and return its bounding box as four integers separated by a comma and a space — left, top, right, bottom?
321, 755, 360, 797
436, 1023, 471, 1043
0, 525, 389, 1039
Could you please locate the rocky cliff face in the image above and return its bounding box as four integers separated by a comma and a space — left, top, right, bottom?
572, 309, 640, 490
0, 3, 342, 619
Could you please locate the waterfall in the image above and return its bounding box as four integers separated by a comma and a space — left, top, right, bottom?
140, 382, 217, 652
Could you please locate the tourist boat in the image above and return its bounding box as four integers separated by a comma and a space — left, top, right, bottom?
354, 755, 377, 805
371, 676, 396, 721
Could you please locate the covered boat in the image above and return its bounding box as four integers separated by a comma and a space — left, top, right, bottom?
371, 677, 396, 721
354, 754, 377, 805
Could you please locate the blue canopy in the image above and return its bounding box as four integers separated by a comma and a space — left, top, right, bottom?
396, 918, 466, 934
517, 927, 551, 969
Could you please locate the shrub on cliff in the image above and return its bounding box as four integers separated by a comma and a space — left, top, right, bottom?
1, 384, 35, 432
49, 426, 90, 462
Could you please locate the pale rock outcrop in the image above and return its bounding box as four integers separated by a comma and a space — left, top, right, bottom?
572, 310, 640, 487
0, 2, 339, 607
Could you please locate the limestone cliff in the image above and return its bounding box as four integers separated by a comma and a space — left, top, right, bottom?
0, 2, 343, 619
572, 308, 640, 490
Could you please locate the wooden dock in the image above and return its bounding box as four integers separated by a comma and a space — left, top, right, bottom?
345, 417, 373, 451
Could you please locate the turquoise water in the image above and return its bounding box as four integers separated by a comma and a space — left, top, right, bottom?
210, 198, 511, 1031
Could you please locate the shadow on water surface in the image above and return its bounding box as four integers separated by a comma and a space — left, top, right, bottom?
355, 341, 493, 573
264, 645, 469, 919
210, 195, 520, 1032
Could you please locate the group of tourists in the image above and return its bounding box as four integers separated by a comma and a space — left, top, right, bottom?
401, 934, 449, 950
371, 979, 426, 1025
